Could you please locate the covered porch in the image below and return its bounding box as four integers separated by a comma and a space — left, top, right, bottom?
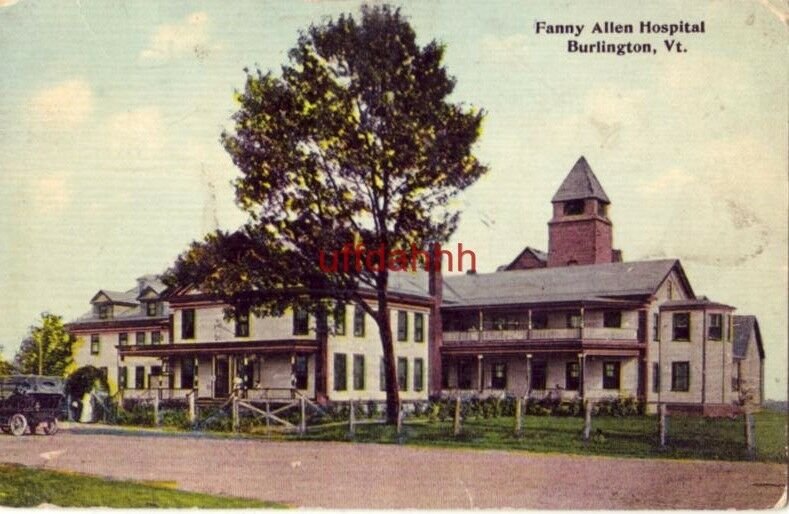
440, 347, 642, 400
118, 340, 319, 401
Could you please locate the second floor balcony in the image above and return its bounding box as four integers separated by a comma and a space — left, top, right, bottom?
442, 306, 641, 344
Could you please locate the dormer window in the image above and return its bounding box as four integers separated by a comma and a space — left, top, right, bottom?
146, 302, 158, 317
97, 305, 111, 319
563, 200, 585, 216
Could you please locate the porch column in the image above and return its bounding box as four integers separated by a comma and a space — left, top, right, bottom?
578, 352, 586, 399
478, 310, 484, 342
290, 352, 296, 390
477, 354, 484, 392
526, 353, 532, 396
579, 306, 585, 339
527, 309, 532, 340
193, 356, 199, 392
211, 355, 216, 397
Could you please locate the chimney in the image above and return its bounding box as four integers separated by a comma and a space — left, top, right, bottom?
428, 244, 443, 395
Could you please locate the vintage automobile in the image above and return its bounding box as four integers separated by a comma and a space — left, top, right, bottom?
0, 375, 66, 436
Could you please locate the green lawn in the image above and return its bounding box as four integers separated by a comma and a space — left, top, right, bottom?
0, 464, 284, 508
283, 410, 787, 463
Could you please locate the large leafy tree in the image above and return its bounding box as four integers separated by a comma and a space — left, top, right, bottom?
166, 5, 486, 423
14, 313, 75, 376
0, 346, 15, 375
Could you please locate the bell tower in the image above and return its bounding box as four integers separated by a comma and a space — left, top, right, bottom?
547, 156, 615, 267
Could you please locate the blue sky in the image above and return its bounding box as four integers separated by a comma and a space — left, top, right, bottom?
0, 0, 786, 399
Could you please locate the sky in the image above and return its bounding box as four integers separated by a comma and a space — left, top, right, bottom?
0, 0, 786, 399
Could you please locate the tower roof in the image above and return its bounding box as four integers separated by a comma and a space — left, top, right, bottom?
551, 156, 610, 204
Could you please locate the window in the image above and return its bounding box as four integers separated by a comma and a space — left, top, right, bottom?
652, 313, 660, 341
181, 358, 195, 389
602, 361, 620, 390
293, 308, 309, 335
333, 353, 347, 391
414, 313, 424, 342
566, 312, 582, 328
118, 332, 128, 346
397, 357, 408, 391
708, 313, 722, 341
563, 200, 585, 215
151, 331, 161, 345
597, 202, 607, 217
353, 305, 365, 337
397, 311, 408, 341
531, 312, 548, 329
353, 354, 365, 390
380, 357, 387, 391
235, 307, 250, 337
136, 332, 146, 345
146, 302, 158, 317
672, 312, 690, 341
294, 355, 308, 390
491, 362, 507, 389
98, 304, 111, 319
726, 314, 732, 341
531, 361, 547, 390
458, 359, 474, 389
652, 362, 660, 393
134, 366, 145, 389
334, 303, 346, 335
566, 361, 580, 390
118, 366, 127, 389
671, 361, 690, 392
603, 311, 622, 328
182, 309, 195, 340
90, 334, 100, 355
414, 358, 424, 391
732, 361, 741, 392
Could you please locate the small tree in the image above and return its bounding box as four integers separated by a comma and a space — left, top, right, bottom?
14, 313, 75, 376
165, 5, 486, 423
0, 346, 15, 375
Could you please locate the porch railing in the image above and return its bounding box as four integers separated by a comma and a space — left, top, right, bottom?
443, 326, 638, 343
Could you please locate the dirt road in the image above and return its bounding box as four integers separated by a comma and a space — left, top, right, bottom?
0, 425, 785, 509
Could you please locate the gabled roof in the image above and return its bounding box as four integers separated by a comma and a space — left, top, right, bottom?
442, 259, 690, 308
503, 246, 548, 271
551, 156, 611, 204
733, 315, 765, 359
89, 289, 138, 306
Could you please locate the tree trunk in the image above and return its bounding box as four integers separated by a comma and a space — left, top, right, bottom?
376, 291, 401, 424
314, 305, 329, 403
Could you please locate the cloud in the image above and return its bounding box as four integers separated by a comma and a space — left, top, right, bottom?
29, 79, 93, 129
23, 172, 71, 217
105, 107, 166, 160
139, 11, 216, 63
637, 168, 693, 195
0, 0, 20, 7
480, 34, 529, 62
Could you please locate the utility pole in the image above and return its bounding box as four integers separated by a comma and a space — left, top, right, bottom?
38, 335, 43, 375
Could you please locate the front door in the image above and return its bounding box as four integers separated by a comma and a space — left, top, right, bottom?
215, 358, 229, 398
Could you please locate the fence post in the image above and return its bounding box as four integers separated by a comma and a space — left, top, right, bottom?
745, 412, 756, 460
232, 396, 239, 432
659, 403, 668, 448
153, 393, 160, 427
67, 394, 73, 422
396, 404, 404, 435
583, 399, 592, 441
349, 399, 356, 437
453, 396, 462, 436
265, 400, 270, 429
188, 392, 196, 424
299, 395, 306, 435
514, 397, 523, 437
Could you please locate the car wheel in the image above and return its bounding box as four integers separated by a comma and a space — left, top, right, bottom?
9, 413, 27, 436
42, 419, 58, 436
